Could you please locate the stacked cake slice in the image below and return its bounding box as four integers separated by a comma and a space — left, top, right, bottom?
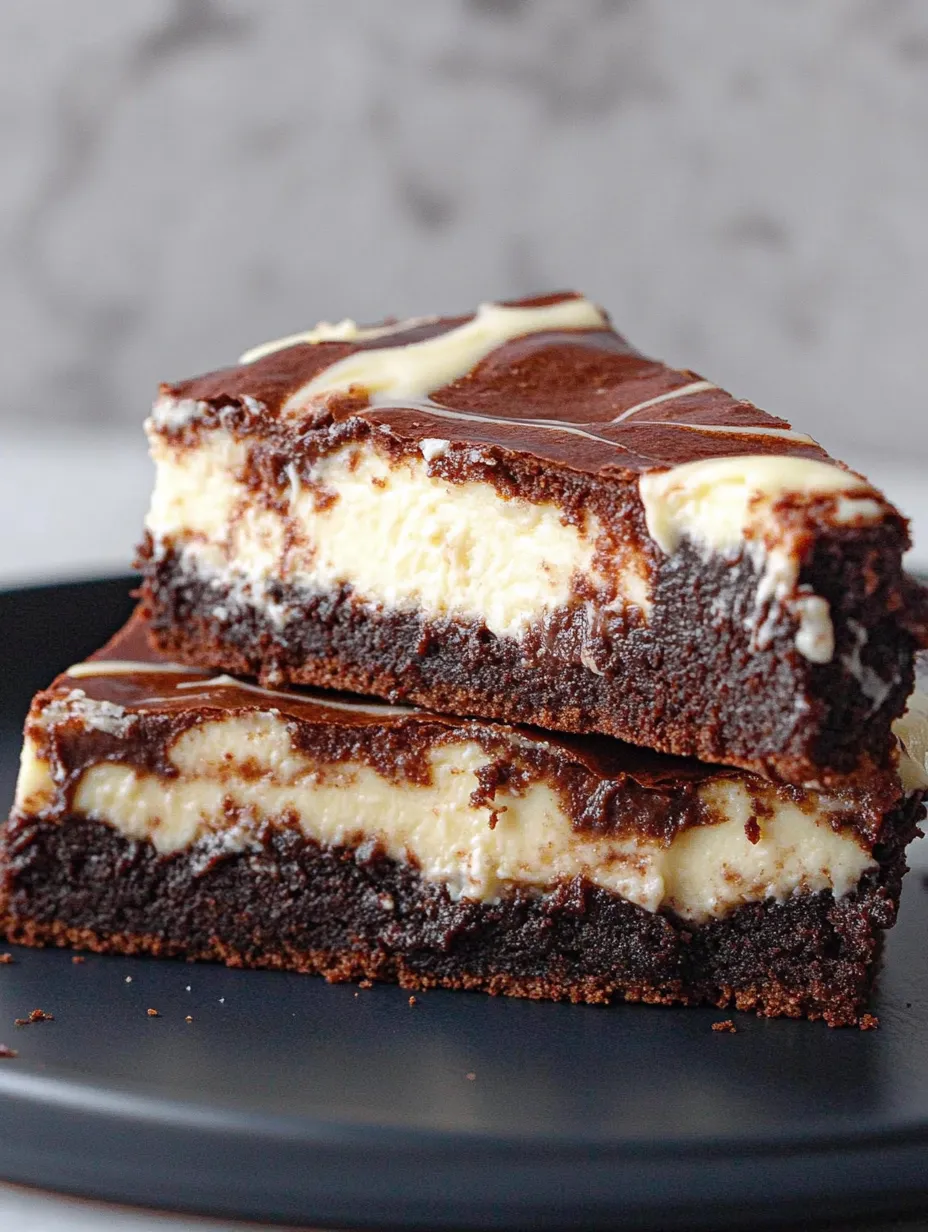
4, 292, 928, 1024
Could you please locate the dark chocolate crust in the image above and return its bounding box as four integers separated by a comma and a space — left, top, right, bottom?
1, 796, 921, 1028
140, 534, 917, 793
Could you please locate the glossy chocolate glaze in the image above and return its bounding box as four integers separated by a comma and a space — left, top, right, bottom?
31, 612, 896, 846
162, 292, 836, 475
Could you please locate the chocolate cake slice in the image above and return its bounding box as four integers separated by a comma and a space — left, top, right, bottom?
3, 614, 926, 1026
137, 292, 928, 788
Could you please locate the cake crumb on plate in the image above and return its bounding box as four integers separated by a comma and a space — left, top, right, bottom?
15, 1009, 53, 1026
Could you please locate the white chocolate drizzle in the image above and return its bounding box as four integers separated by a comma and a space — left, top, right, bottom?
611, 379, 716, 423
376, 398, 632, 450
67, 660, 203, 678
279, 298, 608, 415
65, 660, 424, 720
174, 674, 420, 718
175, 300, 833, 464
239, 316, 441, 365
638, 422, 817, 444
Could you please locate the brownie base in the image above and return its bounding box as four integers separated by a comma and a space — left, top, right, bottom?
139, 533, 918, 789
2, 798, 921, 1027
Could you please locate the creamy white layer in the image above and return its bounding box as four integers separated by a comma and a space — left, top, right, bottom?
639, 456, 882, 558
145, 430, 650, 637
146, 416, 898, 669
16, 700, 883, 925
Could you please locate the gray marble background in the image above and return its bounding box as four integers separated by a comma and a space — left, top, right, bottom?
1, 0, 926, 452
2, 0, 928, 585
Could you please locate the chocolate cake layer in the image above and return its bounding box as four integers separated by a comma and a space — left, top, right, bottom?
1, 799, 920, 1028
3, 618, 927, 1024
138, 292, 928, 786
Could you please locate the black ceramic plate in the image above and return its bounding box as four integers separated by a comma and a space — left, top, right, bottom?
2, 578, 928, 1231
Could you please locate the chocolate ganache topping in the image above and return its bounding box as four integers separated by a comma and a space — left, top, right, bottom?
155, 292, 838, 476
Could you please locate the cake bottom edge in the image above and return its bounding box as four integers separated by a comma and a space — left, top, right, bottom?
0, 913, 888, 1028
2, 805, 921, 1027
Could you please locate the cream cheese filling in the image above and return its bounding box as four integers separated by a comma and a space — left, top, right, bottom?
638, 456, 879, 557
15, 709, 876, 925
146, 419, 898, 678
145, 430, 651, 638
